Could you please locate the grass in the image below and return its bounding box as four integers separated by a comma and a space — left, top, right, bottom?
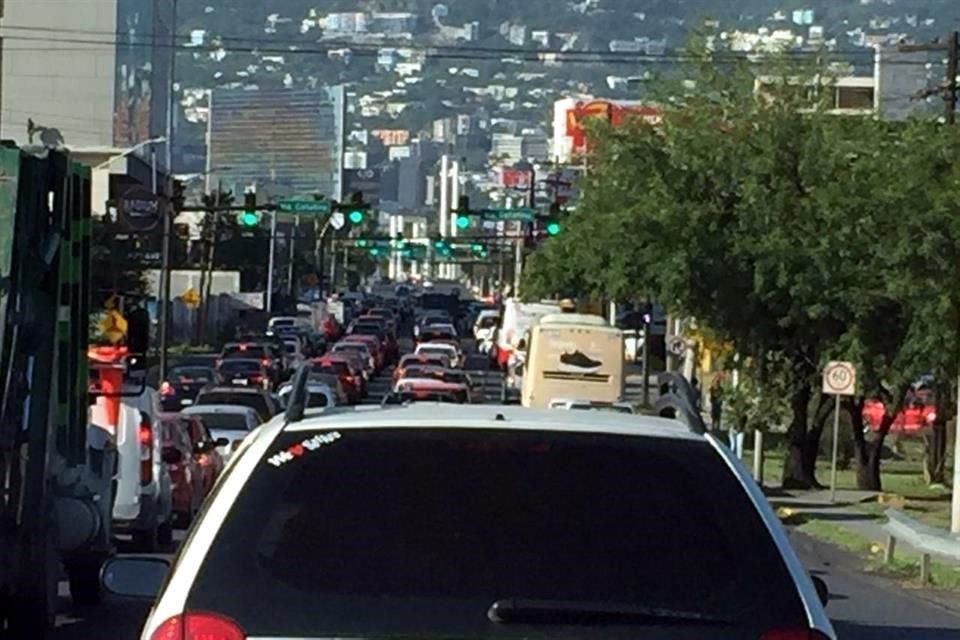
748, 441, 953, 529
793, 519, 960, 591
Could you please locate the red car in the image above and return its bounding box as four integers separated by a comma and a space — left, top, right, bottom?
159, 413, 226, 528
863, 399, 936, 434
311, 357, 364, 404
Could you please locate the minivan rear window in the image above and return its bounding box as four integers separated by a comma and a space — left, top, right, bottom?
187, 430, 807, 638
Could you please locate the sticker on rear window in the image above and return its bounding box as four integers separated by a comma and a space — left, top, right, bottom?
266, 431, 342, 468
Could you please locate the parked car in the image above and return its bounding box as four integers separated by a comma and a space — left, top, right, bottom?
105, 405, 835, 640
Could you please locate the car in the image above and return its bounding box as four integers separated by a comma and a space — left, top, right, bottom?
193, 386, 281, 422
277, 381, 336, 409
331, 341, 376, 374
417, 323, 459, 345
394, 377, 472, 404
282, 337, 306, 368
218, 341, 284, 385
306, 372, 351, 406
180, 405, 263, 460
401, 367, 484, 403
310, 358, 363, 404
159, 365, 218, 411
214, 358, 272, 390
158, 413, 225, 528
415, 341, 462, 368
349, 322, 398, 363
393, 353, 453, 382
105, 405, 835, 640
341, 333, 384, 370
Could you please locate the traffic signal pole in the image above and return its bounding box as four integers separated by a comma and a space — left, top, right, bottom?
266, 210, 277, 312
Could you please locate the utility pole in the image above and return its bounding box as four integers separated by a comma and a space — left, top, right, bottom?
158, 0, 178, 381
899, 31, 959, 124
902, 32, 960, 533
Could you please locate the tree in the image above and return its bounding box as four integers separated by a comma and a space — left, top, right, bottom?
524, 46, 960, 489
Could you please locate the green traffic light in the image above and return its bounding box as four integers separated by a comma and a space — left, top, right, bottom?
238, 211, 258, 227
355, 239, 368, 248
546, 222, 561, 236
456, 215, 470, 230
471, 243, 483, 252
349, 210, 364, 224
369, 247, 381, 257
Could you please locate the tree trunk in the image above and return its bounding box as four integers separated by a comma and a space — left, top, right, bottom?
782, 382, 816, 489
922, 422, 948, 486
847, 397, 893, 491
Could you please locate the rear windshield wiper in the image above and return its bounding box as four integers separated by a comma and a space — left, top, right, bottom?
487, 599, 733, 626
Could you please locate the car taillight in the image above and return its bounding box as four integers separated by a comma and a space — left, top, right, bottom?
261, 358, 272, 366
139, 421, 153, 486
151, 612, 245, 640
761, 630, 831, 640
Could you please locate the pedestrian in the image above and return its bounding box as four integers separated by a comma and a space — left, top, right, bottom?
709, 374, 725, 433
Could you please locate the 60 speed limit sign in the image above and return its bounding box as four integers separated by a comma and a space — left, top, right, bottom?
822, 361, 857, 396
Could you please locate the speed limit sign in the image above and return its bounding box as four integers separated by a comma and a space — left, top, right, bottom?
822, 361, 856, 396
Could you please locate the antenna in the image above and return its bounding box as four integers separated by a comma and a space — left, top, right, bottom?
284, 363, 310, 424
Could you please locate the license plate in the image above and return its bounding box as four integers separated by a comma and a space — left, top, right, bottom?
233, 378, 249, 385
180, 399, 194, 406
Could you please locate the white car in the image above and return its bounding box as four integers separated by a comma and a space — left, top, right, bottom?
474, 310, 500, 348
415, 342, 461, 368
331, 341, 376, 373
103, 405, 836, 640
277, 381, 337, 409
180, 405, 262, 460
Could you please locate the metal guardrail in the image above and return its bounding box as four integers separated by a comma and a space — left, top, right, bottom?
883, 508, 960, 583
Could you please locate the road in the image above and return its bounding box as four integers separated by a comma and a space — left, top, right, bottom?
51, 337, 960, 639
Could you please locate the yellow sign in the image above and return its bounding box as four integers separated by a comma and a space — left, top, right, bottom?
180, 288, 201, 309
98, 310, 128, 344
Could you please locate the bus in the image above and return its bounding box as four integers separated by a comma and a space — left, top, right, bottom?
521, 313, 625, 409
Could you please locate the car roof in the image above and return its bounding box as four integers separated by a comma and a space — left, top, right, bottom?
284, 404, 703, 442
200, 386, 269, 395
217, 358, 263, 365
396, 378, 466, 389
182, 404, 259, 416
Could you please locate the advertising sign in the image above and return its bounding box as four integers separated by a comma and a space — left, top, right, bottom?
565, 100, 661, 153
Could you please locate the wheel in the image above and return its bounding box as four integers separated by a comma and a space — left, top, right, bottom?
66, 557, 105, 606
158, 518, 174, 548
132, 525, 159, 552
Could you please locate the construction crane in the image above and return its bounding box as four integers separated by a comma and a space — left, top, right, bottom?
0, 145, 121, 636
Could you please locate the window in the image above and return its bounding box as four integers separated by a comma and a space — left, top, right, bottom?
188, 412, 250, 431
836, 86, 874, 110
196, 391, 271, 418
187, 430, 806, 638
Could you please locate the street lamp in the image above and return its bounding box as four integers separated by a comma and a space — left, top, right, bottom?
91, 136, 167, 172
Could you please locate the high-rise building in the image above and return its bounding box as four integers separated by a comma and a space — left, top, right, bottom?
0, 0, 174, 150
208, 87, 346, 201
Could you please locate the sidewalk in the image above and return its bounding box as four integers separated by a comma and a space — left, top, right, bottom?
769, 489, 960, 569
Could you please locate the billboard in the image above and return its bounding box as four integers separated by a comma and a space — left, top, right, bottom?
562, 99, 661, 155
372, 129, 410, 146
343, 168, 382, 203
496, 167, 533, 190
114, 0, 174, 147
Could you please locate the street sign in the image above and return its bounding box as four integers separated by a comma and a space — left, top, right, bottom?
480, 207, 536, 222
668, 336, 687, 357
277, 200, 331, 215
117, 185, 164, 232
330, 211, 345, 230
822, 361, 856, 396
98, 310, 127, 344
180, 288, 201, 309
823, 360, 857, 502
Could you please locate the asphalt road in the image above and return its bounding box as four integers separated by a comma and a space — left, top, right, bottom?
50, 336, 960, 639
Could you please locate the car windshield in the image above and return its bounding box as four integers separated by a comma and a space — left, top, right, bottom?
284, 343, 299, 354
195, 391, 271, 418
219, 361, 262, 375
189, 412, 250, 431
186, 429, 806, 638
223, 344, 268, 359
168, 367, 214, 382
477, 317, 498, 329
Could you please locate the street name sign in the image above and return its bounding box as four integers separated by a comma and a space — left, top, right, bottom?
480, 207, 536, 222
278, 200, 331, 215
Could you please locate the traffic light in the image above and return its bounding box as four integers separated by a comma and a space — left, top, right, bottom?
239, 191, 259, 227
546, 221, 561, 236
354, 239, 368, 248
453, 195, 471, 230
471, 243, 484, 253
343, 191, 369, 225
432, 236, 446, 250
543, 202, 562, 236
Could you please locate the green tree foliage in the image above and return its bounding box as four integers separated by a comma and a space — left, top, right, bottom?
525, 48, 960, 489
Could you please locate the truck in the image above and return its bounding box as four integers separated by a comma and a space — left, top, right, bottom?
0, 146, 121, 636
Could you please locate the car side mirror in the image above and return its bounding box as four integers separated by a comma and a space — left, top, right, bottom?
810, 575, 829, 607
215, 437, 230, 447
161, 447, 182, 465
101, 557, 170, 599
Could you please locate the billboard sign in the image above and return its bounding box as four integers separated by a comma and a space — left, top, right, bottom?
497, 167, 533, 190
343, 168, 382, 203
565, 100, 661, 153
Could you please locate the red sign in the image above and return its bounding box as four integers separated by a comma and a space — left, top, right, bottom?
565, 100, 661, 152
498, 168, 533, 190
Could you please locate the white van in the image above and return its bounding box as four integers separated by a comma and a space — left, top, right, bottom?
95, 384, 174, 552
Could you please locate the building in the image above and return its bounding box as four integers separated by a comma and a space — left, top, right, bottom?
370, 12, 417, 35
0, 0, 174, 149
491, 133, 524, 162
754, 46, 929, 121
325, 12, 367, 34
208, 87, 346, 201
